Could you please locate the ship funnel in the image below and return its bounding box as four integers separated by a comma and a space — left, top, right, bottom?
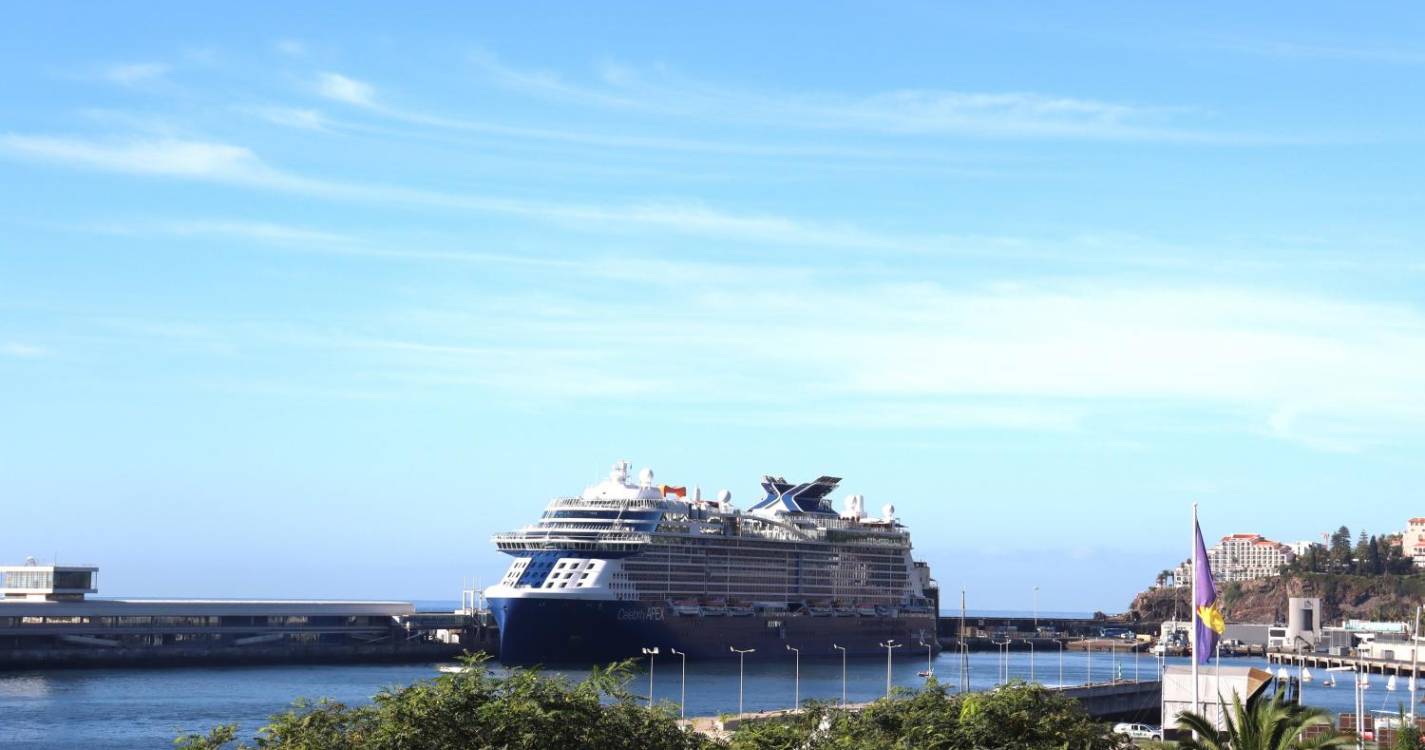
881, 503, 896, 522
717, 489, 732, 505
638, 467, 655, 487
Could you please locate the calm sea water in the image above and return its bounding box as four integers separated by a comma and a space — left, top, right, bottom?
0, 651, 1407, 748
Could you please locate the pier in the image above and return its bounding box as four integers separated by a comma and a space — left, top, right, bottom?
1267, 650, 1425, 678
935, 613, 1155, 652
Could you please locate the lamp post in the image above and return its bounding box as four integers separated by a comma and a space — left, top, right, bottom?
786, 644, 801, 709
641, 647, 659, 706
1033, 585, 1039, 632
879, 640, 901, 697
1411, 605, 1421, 725
991, 637, 1011, 684
832, 644, 847, 706
1022, 639, 1036, 683
918, 637, 933, 678
730, 647, 755, 717
669, 648, 687, 718
1057, 639, 1066, 686
1086, 637, 1093, 685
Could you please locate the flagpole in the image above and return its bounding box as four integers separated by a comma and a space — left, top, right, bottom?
1191, 502, 1200, 726
1214, 641, 1222, 707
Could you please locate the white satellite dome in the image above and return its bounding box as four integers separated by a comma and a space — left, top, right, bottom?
716, 489, 732, 505
638, 467, 655, 487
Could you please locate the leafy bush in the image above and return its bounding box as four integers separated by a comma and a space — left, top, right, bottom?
176, 661, 1126, 750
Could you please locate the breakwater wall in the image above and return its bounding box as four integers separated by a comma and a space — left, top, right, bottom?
0, 641, 465, 670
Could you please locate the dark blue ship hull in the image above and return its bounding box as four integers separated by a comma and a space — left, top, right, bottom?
488, 596, 937, 665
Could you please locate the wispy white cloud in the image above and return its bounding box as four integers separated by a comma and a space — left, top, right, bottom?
468, 51, 1221, 142
0, 133, 914, 247
196, 272, 1425, 447
1, 342, 49, 359
249, 106, 328, 131
101, 62, 169, 87
274, 39, 306, 57
0, 134, 277, 182
315, 72, 376, 107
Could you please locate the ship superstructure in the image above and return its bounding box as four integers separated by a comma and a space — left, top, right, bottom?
484, 461, 938, 664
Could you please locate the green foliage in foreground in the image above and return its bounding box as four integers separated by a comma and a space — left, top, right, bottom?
175, 656, 1125, 750
1175, 691, 1346, 750
175, 655, 710, 750
727, 681, 1127, 750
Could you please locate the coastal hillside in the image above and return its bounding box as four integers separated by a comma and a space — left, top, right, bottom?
1130, 573, 1425, 624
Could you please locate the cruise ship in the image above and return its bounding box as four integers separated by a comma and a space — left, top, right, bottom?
484, 461, 938, 664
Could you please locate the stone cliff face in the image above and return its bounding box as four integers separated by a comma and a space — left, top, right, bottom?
1129, 574, 1425, 624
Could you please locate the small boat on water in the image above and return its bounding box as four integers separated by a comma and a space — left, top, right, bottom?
437, 664, 471, 674
918, 669, 934, 678
1387, 675, 1399, 692
1301, 667, 1313, 683
1323, 675, 1336, 688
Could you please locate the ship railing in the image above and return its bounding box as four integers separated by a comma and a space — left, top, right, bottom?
492, 531, 652, 549
545, 497, 667, 510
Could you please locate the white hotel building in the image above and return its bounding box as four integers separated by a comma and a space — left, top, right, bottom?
1174, 533, 1295, 586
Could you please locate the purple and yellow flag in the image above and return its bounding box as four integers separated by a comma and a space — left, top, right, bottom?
1194, 521, 1226, 663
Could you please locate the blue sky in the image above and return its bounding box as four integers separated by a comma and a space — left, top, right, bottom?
2, 3, 1423, 610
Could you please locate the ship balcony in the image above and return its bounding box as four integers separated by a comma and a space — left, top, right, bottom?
491, 530, 651, 552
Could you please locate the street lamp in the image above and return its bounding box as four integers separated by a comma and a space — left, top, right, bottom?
669, 648, 687, 718
832, 643, 847, 706
1033, 585, 1039, 632
991, 636, 1011, 684
1086, 636, 1093, 685
879, 640, 901, 697
918, 637, 934, 678
1022, 639, 1036, 683
730, 647, 755, 717
1056, 638, 1066, 687
641, 647, 659, 706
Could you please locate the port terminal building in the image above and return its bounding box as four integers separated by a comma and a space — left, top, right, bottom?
0, 561, 484, 669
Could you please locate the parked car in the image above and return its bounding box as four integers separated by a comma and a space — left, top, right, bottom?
1113, 723, 1163, 741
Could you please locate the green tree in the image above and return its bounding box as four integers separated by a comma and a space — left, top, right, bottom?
1354, 532, 1372, 575
1368, 536, 1385, 576
1176, 691, 1346, 750
1330, 527, 1353, 572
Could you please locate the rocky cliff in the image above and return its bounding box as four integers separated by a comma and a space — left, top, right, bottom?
1130, 573, 1425, 624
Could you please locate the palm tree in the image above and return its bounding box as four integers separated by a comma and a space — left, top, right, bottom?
1176, 692, 1347, 750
